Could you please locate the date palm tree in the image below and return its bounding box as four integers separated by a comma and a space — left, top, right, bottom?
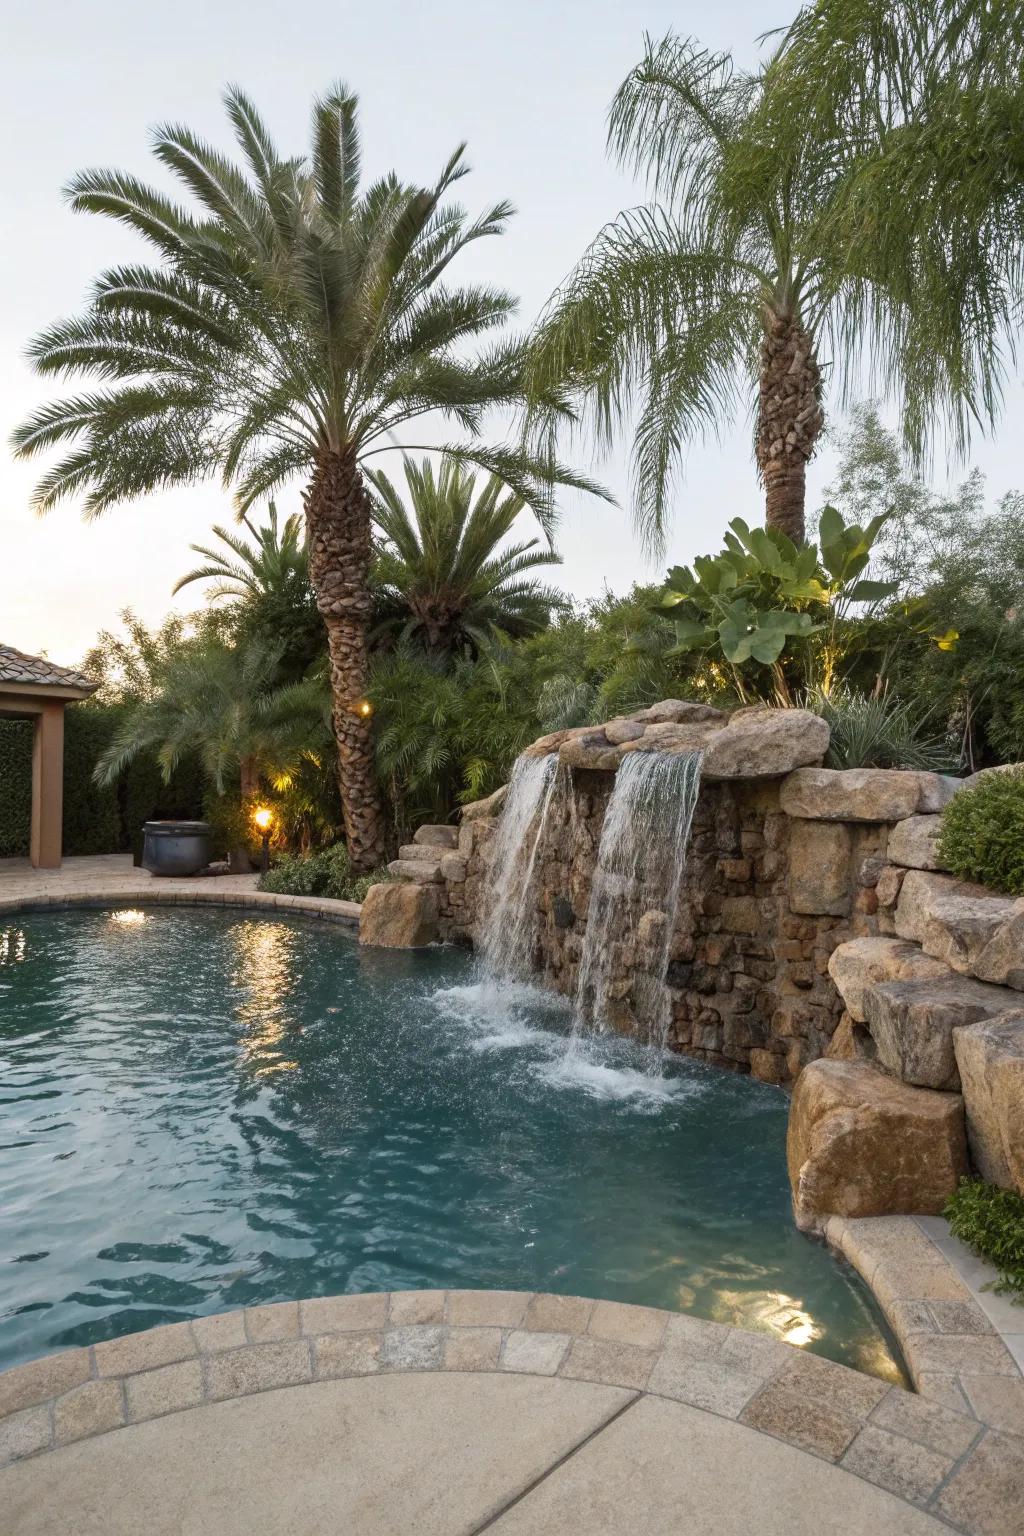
369, 457, 566, 654
13, 86, 593, 869
526, 27, 1018, 547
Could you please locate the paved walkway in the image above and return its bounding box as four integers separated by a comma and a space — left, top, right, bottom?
4, 1291, 1019, 1535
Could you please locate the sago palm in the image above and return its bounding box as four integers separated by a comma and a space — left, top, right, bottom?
369, 457, 566, 654
526, 28, 1017, 546
173, 502, 308, 603
13, 86, 592, 868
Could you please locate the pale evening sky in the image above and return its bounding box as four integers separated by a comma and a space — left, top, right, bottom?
3, 0, 1023, 665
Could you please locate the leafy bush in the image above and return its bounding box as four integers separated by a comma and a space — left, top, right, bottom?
945, 1178, 1024, 1300
258, 843, 389, 904
807, 687, 961, 772
938, 770, 1024, 894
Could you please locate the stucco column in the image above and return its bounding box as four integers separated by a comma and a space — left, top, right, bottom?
30, 701, 65, 869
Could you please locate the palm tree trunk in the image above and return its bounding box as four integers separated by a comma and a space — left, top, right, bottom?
755, 308, 824, 544
303, 448, 389, 872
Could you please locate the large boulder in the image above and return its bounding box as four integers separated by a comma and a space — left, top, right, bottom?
787, 1060, 969, 1232
604, 718, 647, 745
828, 937, 951, 1022
358, 881, 440, 948
701, 708, 829, 780
413, 823, 459, 849
780, 767, 922, 822
461, 784, 509, 821
887, 814, 947, 871
953, 1014, 1024, 1193
974, 905, 1024, 991
788, 820, 853, 916
621, 720, 722, 758
558, 730, 623, 771
631, 699, 725, 724
864, 974, 1019, 1090
895, 870, 1017, 974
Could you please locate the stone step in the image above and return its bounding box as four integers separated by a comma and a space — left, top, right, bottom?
398, 844, 443, 862
413, 824, 459, 849
388, 858, 443, 884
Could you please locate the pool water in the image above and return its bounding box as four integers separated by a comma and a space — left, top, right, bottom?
0, 909, 902, 1379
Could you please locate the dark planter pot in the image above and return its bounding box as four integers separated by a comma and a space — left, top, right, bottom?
142, 820, 212, 878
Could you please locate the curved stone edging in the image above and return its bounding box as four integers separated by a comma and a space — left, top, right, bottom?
1, 1290, 1020, 1534
826, 1215, 1024, 1429
0, 887, 360, 926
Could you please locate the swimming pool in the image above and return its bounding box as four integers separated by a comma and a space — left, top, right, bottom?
0, 908, 901, 1379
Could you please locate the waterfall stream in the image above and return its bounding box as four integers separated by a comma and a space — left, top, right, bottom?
478, 753, 561, 980
572, 750, 703, 1052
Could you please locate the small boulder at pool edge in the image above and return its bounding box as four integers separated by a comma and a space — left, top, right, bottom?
359, 882, 440, 948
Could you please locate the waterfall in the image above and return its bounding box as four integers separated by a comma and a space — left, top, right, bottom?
478, 753, 561, 980
573, 751, 703, 1052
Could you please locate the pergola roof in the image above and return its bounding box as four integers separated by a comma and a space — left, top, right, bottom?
0, 642, 98, 695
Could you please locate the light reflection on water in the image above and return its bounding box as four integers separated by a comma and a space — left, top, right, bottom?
0, 910, 904, 1383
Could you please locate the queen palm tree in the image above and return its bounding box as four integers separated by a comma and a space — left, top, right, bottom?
526, 28, 1018, 547
13, 86, 594, 869
369, 458, 566, 654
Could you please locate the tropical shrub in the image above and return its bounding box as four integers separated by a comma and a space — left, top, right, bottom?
945, 1178, 1024, 1300
938, 771, 1024, 895
808, 687, 960, 772
658, 506, 895, 701
258, 843, 389, 905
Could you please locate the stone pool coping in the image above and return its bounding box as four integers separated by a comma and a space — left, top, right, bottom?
1, 1291, 1021, 1533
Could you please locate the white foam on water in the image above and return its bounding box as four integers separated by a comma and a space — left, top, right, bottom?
430, 980, 567, 1053
535, 1046, 700, 1109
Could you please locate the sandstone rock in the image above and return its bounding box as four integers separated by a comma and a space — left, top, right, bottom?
621, 720, 721, 756
399, 843, 446, 861
522, 727, 590, 759
359, 882, 440, 948
875, 865, 907, 909
828, 936, 951, 1021
750, 1047, 788, 1084
701, 708, 830, 780
413, 823, 459, 848
786, 1059, 968, 1232
974, 905, 1024, 990
788, 820, 852, 916
780, 767, 922, 823
953, 1013, 1024, 1192
632, 699, 725, 724
439, 853, 468, 883
387, 858, 442, 883
558, 731, 623, 771
917, 774, 965, 813
858, 855, 888, 887
864, 974, 1019, 1089
603, 718, 647, 745
461, 784, 508, 821
895, 870, 1017, 974
887, 815, 947, 871
825, 1012, 877, 1063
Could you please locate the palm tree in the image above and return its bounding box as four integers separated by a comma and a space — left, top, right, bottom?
526, 28, 1018, 546
173, 503, 308, 603
13, 87, 594, 869
369, 458, 566, 654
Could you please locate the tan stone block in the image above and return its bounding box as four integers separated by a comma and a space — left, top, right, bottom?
204, 1341, 311, 1401
960, 1374, 1024, 1435
245, 1301, 300, 1342
358, 881, 440, 947
927, 1297, 994, 1335
662, 1313, 732, 1357
125, 1359, 204, 1422
93, 1321, 196, 1377
911, 1333, 1021, 1377
773, 1350, 889, 1419
780, 768, 922, 823
559, 1336, 655, 1390
718, 1329, 792, 1380
298, 1293, 389, 1334
827, 936, 950, 1022
0, 1406, 52, 1467
0, 1348, 91, 1417
741, 1378, 861, 1461
840, 1423, 954, 1504
522, 1294, 593, 1334
934, 1429, 1024, 1536
380, 1325, 445, 1371
191, 1310, 247, 1353
788, 820, 853, 917
447, 1290, 529, 1327
871, 1385, 981, 1459
313, 1331, 382, 1378
954, 1013, 1024, 1193
388, 1290, 445, 1325
587, 1300, 667, 1349
915, 1372, 973, 1413
442, 1328, 502, 1371
500, 1331, 570, 1375
53, 1379, 125, 1445
647, 1353, 761, 1417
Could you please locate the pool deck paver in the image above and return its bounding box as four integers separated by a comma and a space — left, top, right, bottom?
1, 1291, 1022, 1534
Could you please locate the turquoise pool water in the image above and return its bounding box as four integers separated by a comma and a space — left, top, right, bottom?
0, 909, 901, 1378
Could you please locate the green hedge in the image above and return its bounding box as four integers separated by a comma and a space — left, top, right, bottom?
0, 706, 205, 860
937, 769, 1024, 895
